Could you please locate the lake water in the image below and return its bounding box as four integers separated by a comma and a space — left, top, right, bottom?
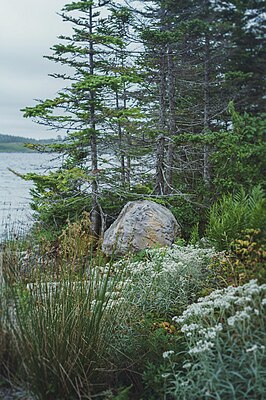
0, 153, 60, 240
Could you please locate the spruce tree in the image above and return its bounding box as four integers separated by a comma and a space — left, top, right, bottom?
22, 0, 141, 236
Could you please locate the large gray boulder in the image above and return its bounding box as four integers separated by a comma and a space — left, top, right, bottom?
102, 200, 180, 256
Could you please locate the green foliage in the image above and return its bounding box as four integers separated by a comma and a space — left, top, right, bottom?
206, 186, 266, 250
119, 245, 216, 317
170, 198, 201, 241
112, 314, 184, 400
165, 281, 266, 399
189, 222, 200, 245
20, 168, 93, 235
211, 109, 266, 194
174, 108, 265, 202
0, 143, 34, 153
2, 256, 127, 399
1, 232, 266, 399
63, 1, 94, 12
211, 229, 266, 287
0, 134, 56, 152
110, 385, 132, 400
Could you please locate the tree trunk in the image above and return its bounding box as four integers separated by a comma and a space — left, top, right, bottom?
116, 90, 126, 186
203, 31, 211, 188
165, 43, 176, 194
89, 5, 101, 237
123, 82, 131, 186
155, 7, 167, 195
155, 51, 167, 195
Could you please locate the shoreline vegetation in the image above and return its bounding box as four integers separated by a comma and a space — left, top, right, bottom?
0, 191, 265, 399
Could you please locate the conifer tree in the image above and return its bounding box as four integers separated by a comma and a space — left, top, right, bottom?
22, 0, 141, 235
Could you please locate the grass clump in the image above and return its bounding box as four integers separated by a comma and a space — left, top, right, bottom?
1, 239, 127, 399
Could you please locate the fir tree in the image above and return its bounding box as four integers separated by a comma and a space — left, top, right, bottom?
22, 0, 142, 235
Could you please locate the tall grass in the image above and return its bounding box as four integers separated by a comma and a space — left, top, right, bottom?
0, 218, 127, 399
4, 262, 127, 399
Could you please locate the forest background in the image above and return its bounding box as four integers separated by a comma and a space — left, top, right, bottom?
21, 0, 265, 240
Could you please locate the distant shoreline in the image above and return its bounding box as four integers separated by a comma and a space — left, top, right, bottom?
0, 147, 36, 153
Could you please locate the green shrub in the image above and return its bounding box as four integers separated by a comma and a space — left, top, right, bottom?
164, 280, 266, 399
120, 245, 216, 316
107, 245, 216, 398
206, 186, 265, 250
210, 229, 266, 287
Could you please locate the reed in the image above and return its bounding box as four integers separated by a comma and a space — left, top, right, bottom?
0, 226, 126, 399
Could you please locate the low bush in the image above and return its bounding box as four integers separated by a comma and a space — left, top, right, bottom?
106, 245, 216, 398
210, 228, 266, 287
120, 244, 216, 316
164, 280, 266, 399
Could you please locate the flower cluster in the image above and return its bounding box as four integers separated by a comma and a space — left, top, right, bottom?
174, 279, 266, 325
163, 280, 266, 399
227, 307, 252, 326
163, 350, 175, 359
246, 344, 265, 353
116, 244, 216, 314
171, 280, 266, 357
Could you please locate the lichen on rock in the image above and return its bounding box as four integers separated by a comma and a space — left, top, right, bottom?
102, 200, 180, 256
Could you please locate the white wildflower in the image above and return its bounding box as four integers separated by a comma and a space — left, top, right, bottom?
227, 308, 251, 326
199, 324, 223, 339
163, 350, 175, 359
181, 323, 201, 333
189, 340, 214, 354
246, 344, 258, 353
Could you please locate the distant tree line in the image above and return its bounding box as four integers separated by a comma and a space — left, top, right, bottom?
0, 133, 60, 144
0, 134, 37, 143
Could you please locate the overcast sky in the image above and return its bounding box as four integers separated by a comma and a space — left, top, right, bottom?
0, 0, 72, 139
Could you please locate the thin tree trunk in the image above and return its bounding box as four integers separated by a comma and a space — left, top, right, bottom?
155, 51, 167, 195
203, 32, 211, 187
155, 7, 167, 195
123, 82, 131, 186
165, 43, 176, 194
89, 4, 101, 237
116, 91, 126, 186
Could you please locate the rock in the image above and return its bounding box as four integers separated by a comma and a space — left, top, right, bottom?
102, 200, 180, 256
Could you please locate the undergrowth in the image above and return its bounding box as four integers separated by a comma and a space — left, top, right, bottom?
0, 211, 265, 399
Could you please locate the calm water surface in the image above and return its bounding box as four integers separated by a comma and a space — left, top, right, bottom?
0, 153, 59, 240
